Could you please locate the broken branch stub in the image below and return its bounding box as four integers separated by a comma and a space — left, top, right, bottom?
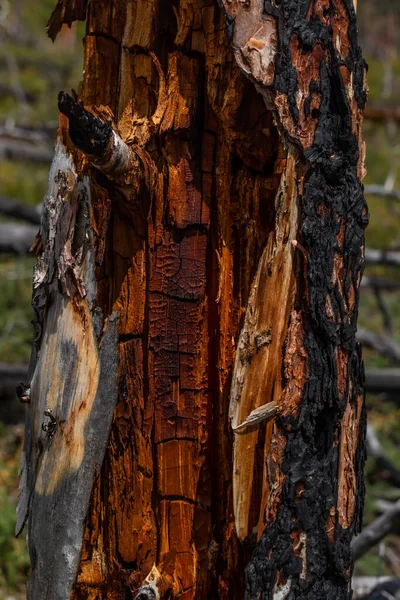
58, 91, 149, 185
58, 91, 137, 176
58, 91, 154, 230
58, 91, 112, 157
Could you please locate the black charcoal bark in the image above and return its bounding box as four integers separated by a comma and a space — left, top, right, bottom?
58, 91, 112, 157
244, 1, 368, 598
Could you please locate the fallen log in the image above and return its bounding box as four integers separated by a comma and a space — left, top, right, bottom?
0, 140, 53, 163
0, 196, 41, 225
364, 185, 400, 202
351, 499, 400, 560
365, 369, 400, 393
364, 104, 400, 124
366, 424, 400, 488
365, 248, 400, 267
361, 278, 400, 290
0, 223, 38, 254
0, 363, 29, 424
352, 577, 399, 599
357, 329, 400, 362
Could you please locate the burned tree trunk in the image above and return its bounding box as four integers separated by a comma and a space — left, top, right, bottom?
19, 0, 368, 598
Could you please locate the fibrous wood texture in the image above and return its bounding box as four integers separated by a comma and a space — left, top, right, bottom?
19, 0, 367, 598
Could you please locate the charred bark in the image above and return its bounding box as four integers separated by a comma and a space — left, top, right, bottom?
220, 0, 368, 597
19, 0, 367, 599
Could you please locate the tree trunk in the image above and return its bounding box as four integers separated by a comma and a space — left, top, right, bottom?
18, 1, 368, 599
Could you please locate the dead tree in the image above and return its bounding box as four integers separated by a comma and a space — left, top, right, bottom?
18, 0, 368, 599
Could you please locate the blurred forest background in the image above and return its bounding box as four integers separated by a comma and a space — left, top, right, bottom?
0, 1, 399, 598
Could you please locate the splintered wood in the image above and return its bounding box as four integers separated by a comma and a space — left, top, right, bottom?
21, 0, 367, 598
229, 151, 298, 541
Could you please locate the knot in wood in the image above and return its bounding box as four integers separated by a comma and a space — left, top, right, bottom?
41, 408, 58, 440
254, 329, 272, 351
16, 383, 30, 403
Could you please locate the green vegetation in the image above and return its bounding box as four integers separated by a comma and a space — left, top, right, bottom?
0, 424, 29, 599
0, 0, 84, 124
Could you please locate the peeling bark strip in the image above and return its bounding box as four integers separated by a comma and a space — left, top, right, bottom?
221, 0, 368, 598
21, 0, 367, 598
47, 0, 88, 42
17, 142, 120, 599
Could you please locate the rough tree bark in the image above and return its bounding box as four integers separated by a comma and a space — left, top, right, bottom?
18, 0, 368, 599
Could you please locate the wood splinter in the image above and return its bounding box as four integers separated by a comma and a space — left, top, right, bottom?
291, 239, 309, 259
232, 400, 277, 433
134, 565, 161, 600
